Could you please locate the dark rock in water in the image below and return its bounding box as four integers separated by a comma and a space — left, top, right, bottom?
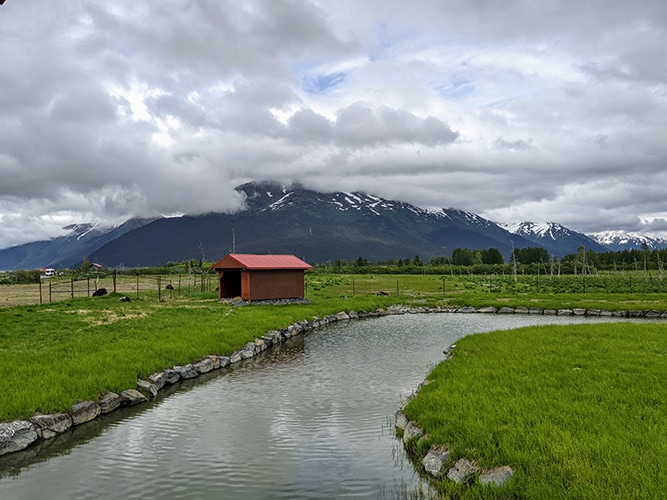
98, 392, 122, 414
120, 389, 147, 406
148, 372, 166, 391
92, 288, 107, 297
71, 400, 101, 425
163, 369, 181, 384
0, 420, 39, 456
174, 364, 198, 379
137, 379, 158, 398
30, 413, 73, 439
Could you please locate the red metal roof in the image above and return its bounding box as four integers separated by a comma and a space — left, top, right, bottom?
212, 254, 312, 270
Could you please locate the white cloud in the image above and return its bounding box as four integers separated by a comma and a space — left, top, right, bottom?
0, 0, 666, 248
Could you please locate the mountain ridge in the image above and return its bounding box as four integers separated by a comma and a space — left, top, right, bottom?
0, 181, 663, 270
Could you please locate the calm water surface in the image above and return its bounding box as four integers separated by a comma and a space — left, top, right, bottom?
0, 313, 624, 499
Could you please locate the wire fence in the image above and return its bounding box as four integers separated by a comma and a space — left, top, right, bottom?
0, 272, 217, 307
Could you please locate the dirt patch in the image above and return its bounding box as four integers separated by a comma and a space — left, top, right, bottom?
66, 308, 148, 325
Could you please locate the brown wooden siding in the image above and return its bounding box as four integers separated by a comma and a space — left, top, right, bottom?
247, 270, 305, 301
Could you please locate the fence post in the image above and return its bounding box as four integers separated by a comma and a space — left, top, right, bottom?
158, 276, 161, 302
136, 276, 139, 299
39, 279, 43, 305
49, 281, 52, 303
396, 279, 399, 297
71, 279, 74, 299
87, 277, 91, 297
113, 270, 117, 293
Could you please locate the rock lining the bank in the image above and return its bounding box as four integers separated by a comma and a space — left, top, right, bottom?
2, 303, 666, 456
396, 362, 515, 490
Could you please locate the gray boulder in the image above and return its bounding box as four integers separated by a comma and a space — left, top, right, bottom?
395, 411, 409, 431
240, 349, 255, 360
72, 400, 101, 425
174, 364, 198, 379
163, 369, 181, 385
447, 458, 477, 484
335, 311, 350, 321
0, 420, 39, 455
121, 389, 147, 406
148, 372, 166, 391
30, 413, 73, 439
207, 355, 221, 370
423, 446, 451, 477
193, 358, 215, 375
479, 465, 514, 486
99, 392, 122, 414
402, 421, 423, 443
137, 379, 158, 398
217, 356, 231, 368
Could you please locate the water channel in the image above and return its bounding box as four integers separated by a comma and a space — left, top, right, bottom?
0, 313, 633, 499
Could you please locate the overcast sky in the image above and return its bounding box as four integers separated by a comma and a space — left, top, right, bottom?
1, 1, 666, 249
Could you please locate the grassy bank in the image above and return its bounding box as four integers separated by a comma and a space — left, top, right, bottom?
0, 292, 401, 422
404, 322, 667, 499
2, 272, 667, 497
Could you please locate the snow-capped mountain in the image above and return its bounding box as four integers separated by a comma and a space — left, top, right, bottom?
589, 231, 667, 252
3, 181, 664, 270
84, 181, 531, 267
0, 218, 159, 270
501, 221, 608, 257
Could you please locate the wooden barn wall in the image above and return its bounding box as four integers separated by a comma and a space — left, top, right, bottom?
247, 270, 305, 301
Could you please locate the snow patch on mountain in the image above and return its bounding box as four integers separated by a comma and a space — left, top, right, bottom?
590, 231, 667, 250
500, 221, 572, 240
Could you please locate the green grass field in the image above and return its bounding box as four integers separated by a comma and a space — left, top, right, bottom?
0, 290, 400, 422
404, 322, 667, 499
1, 272, 666, 498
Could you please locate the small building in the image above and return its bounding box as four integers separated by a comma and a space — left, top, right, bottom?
212, 254, 312, 302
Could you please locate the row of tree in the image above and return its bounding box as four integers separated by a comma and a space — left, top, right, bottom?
317, 245, 667, 274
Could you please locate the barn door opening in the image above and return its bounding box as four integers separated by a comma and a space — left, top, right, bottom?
219, 270, 242, 298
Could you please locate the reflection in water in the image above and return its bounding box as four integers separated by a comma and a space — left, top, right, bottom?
0, 313, 622, 499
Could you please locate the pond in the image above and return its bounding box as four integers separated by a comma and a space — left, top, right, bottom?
0, 312, 628, 499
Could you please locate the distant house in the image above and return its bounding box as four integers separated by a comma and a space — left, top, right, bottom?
211, 254, 312, 302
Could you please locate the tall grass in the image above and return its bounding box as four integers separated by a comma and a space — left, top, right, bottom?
404, 323, 667, 499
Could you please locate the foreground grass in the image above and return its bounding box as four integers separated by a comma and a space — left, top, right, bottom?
404, 323, 667, 499
0, 292, 401, 422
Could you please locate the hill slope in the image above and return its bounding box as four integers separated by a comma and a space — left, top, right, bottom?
0, 218, 158, 270
89, 182, 531, 267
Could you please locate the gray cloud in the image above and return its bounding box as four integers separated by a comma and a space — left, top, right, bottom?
1, 0, 666, 249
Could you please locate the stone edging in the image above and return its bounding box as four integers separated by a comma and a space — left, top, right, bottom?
0, 308, 386, 457
2, 303, 665, 457
394, 343, 514, 489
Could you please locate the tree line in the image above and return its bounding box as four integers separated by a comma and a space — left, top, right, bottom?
313, 245, 667, 275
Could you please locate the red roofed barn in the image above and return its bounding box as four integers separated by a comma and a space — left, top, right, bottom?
212, 254, 312, 302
